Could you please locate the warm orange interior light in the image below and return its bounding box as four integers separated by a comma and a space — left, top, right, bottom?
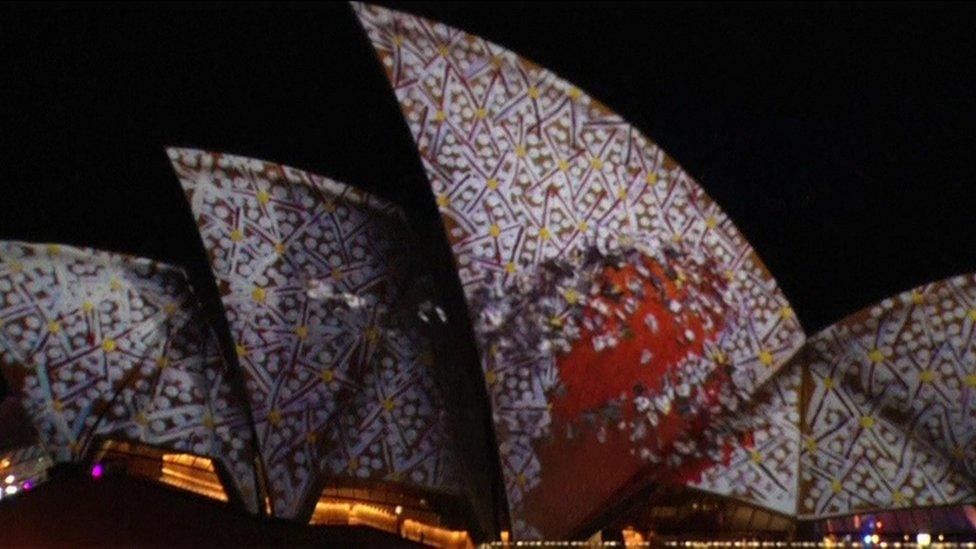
310, 497, 472, 548
158, 453, 227, 502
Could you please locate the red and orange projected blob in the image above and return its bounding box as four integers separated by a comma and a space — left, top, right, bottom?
167, 149, 462, 520
0, 242, 257, 510
354, 4, 806, 537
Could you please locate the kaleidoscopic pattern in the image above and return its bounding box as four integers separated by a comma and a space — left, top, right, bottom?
167, 148, 461, 519
0, 242, 257, 510
800, 274, 976, 517
687, 364, 802, 516
355, 3, 805, 537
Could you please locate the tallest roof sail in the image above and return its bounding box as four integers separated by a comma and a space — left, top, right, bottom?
353, 3, 805, 538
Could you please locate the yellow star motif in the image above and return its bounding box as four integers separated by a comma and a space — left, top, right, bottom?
590, 157, 603, 170
436, 194, 450, 208
82, 300, 94, 313
711, 349, 727, 364
823, 377, 835, 390
324, 202, 337, 214
919, 369, 937, 383
46, 244, 60, 256
868, 348, 885, 363
489, 224, 501, 238
527, 86, 540, 99
364, 327, 379, 343
616, 187, 628, 200
433, 109, 446, 122
549, 315, 563, 328
252, 287, 266, 302
670, 232, 683, 244
321, 369, 334, 383
392, 35, 404, 47
779, 306, 794, 320
705, 216, 718, 229
577, 221, 588, 232
645, 172, 658, 185
859, 415, 875, 429
504, 261, 517, 274
965, 374, 976, 387
47, 321, 60, 334
486, 178, 499, 190
101, 338, 117, 353
475, 107, 488, 120
10, 261, 23, 273
516, 473, 527, 486
563, 289, 580, 305
268, 408, 282, 426
51, 399, 64, 412
750, 451, 762, 463
567, 87, 580, 100
805, 437, 817, 452
538, 227, 551, 241
256, 190, 270, 205
330, 267, 343, 281
230, 229, 244, 242
830, 479, 843, 493
135, 411, 149, 426
911, 291, 924, 305
274, 242, 285, 254
485, 370, 497, 385
557, 159, 570, 172
724, 269, 736, 282
109, 278, 122, 291
347, 458, 359, 472
156, 356, 170, 369
437, 44, 449, 57
202, 412, 215, 429
758, 349, 774, 366
891, 491, 906, 505
295, 325, 308, 340
382, 398, 395, 411
306, 432, 318, 444
235, 344, 248, 358
514, 145, 526, 158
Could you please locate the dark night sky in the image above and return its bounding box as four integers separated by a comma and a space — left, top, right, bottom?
2, 3, 975, 333
1, 2, 975, 541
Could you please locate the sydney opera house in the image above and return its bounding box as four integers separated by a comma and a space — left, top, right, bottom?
2, 3, 975, 547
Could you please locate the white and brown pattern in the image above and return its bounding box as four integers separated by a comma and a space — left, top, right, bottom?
799, 274, 976, 517
0, 241, 257, 510
354, 3, 805, 537
167, 148, 461, 519
688, 364, 802, 516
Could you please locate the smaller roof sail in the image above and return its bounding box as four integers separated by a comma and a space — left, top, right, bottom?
353, 3, 806, 538
800, 273, 976, 518
0, 242, 257, 510
687, 274, 976, 519
167, 148, 462, 520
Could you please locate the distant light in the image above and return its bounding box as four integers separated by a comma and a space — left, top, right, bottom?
3, 475, 14, 484
872, 535, 880, 544
876, 521, 883, 529
916, 533, 931, 547
90, 463, 104, 479
4, 485, 17, 495
864, 534, 873, 545
22, 480, 33, 491
939, 534, 945, 541
394, 505, 403, 515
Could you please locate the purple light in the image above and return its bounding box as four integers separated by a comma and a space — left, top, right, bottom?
90, 463, 104, 479
21, 480, 33, 491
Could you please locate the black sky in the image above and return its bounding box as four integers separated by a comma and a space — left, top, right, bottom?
3, 3, 975, 334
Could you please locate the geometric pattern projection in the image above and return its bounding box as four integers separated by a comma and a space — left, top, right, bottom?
801, 274, 976, 517
354, 3, 805, 538
167, 148, 461, 519
688, 364, 802, 516
689, 274, 976, 519
0, 241, 257, 511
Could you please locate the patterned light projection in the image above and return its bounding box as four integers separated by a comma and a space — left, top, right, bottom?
685, 365, 802, 516
0, 242, 257, 510
167, 148, 461, 519
688, 274, 976, 519
354, 3, 805, 537
800, 274, 976, 517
